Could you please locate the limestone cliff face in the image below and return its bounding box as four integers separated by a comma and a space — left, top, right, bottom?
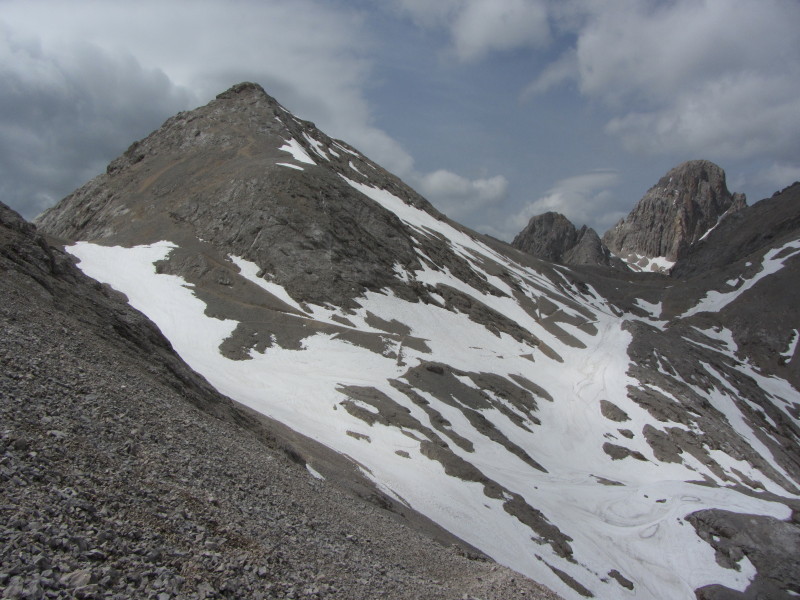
602, 160, 746, 263
511, 212, 611, 267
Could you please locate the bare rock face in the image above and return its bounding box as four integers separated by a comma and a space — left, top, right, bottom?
602, 160, 746, 264
512, 212, 612, 267
512, 212, 579, 262
689, 509, 800, 600
562, 227, 610, 266
664, 182, 800, 389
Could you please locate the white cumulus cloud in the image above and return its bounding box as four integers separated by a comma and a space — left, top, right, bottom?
415, 169, 508, 218
509, 170, 622, 235
393, 0, 550, 61
532, 0, 800, 163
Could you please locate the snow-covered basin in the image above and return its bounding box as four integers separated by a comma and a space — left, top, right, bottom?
67, 227, 793, 600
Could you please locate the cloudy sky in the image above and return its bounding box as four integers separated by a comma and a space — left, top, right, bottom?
2, 0, 799, 240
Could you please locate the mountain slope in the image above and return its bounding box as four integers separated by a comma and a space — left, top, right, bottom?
36, 83, 800, 600
1, 200, 559, 599
663, 182, 800, 391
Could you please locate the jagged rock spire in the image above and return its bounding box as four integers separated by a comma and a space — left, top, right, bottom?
511, 212, 612, 267
602, 159, 746, 264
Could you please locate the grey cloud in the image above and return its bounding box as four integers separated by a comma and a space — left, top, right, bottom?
414, 169, 508, 218
574, 1, 799, 104
754, 163, 800, 192
0, 29, 193, 219
450, 0, 550, 61
605, 70, 800, 161
389, 0, 457, 28
521, 49, 577, 99
393, 0, 550, 62
566, 1, 800, 162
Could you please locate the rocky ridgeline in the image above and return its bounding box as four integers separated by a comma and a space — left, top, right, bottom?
514, 160, 746, 272
511, 212, 613, 267
1, 202, 561, 599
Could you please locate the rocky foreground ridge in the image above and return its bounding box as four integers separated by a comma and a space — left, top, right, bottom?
17, 83, 800, 599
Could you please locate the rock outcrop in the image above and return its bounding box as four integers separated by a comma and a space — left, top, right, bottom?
512, 212, 613, 267
602, 160, 746, 269
664, 181, 800, 388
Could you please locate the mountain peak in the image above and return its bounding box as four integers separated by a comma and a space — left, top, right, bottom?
602, 159, 746, 271
215, 81, 269, 99
35, 80, 444, 308
214, 81, 288, 114
511, 211, 613, 267
511, 212, 577, 262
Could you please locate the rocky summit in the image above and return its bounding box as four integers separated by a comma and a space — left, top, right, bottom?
511, 211, 616, 268
601, 159, 747, 272
36, 81, 444, 310
12, 82, 800, 600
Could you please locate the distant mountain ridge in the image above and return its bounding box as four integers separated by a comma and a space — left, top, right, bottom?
514, 160, 747, 274
31, 83, 800, 600
511, 163, 800, 390
511, 212, 616, 268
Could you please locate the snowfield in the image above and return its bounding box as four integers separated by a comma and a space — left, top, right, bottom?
279, 137, 316, 165
615, 251, 676, 273
67, 182, 799, 600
